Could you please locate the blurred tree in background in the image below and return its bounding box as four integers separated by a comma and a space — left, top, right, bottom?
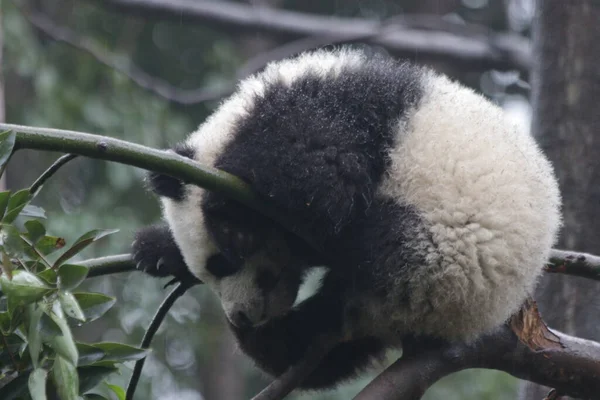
1, 1, 544, 399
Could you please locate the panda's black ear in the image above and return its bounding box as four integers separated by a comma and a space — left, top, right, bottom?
147, 143, 195, 201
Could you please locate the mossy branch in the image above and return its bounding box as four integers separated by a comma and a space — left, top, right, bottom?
1, 122, 316, 249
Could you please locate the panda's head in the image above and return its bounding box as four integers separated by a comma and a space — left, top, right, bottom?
200, 195, 310, 328
159, 179, 311, 328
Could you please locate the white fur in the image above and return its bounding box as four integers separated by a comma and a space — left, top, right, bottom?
378, 70, 561, 339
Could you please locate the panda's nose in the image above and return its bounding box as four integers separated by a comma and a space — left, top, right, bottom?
230, 310, 252, 328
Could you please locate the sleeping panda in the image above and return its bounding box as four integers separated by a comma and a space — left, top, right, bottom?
132, 48, 561, 389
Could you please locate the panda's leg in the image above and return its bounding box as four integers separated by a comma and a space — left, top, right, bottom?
132, 224, 199, 284
229, 273, 386, 389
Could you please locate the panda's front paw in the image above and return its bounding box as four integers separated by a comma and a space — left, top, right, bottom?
132, 224, 198, 284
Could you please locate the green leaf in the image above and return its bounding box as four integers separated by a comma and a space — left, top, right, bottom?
39, 311, 62, 336
58, 264, 89, 291
28, 304, 44, 368
92, 342, 148, 363
1, 225, 25, 256
8, 305, 25, 331
1, 251, 13, 282
20, 205, 46, 219
0, 131, 16, 170
28, 235, 66, 256
0, 370, 30, 400
73, 293, 115, 322
76, 343, 106, 366
0, 311, 10, 334
53, 229, 119, 268
3, 189, 33, 223
0, 270, 53, 308
0, 191, 11, 218
25, 220, 46, 244
106, 384, 126, 400
78, 366, 117, 394
52, 355, 79, 400
47, 301, 78, 365
84, 395, 109, 400
28, 368, 48, 400
59, 291, 85, 322
37, 268, 57, 285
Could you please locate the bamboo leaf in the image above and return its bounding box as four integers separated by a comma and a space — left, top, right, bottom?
53, 229, 119, 268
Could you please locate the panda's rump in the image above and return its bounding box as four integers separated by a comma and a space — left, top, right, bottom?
378, 72, 561, 339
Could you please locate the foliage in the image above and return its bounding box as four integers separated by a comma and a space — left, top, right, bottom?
0, 132, 146, 399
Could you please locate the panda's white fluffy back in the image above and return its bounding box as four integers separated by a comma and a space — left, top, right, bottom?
378, 70, 561, 339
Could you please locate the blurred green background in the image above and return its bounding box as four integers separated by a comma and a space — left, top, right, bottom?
2, 0, 533, 398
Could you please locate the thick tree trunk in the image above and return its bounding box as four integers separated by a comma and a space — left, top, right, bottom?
519, 1, 600, 398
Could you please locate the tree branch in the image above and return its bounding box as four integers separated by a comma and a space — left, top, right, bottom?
125, 282, 192, 400
545, 249, 600, 281
251, 335, 338, 400
29, 153, 77, 196
17, 7, 232, 105
83, 254, 135, 278
95, 0, 531, 72
353, 326, 600, 400
1, 123, 318, 250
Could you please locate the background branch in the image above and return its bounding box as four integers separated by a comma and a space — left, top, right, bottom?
95, 0, 531, 72
18, 7, 232, 105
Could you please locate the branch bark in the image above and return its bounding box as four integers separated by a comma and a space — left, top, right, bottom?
546, 249, 600, 281
94, 0, 531, 72
353, 326, 600, 400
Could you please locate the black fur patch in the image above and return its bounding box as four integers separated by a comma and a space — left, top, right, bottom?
229, 270, 387, 388
132, 223, 200, 284
211, 54, 423, 248
147, 143, 196, 201
205, 254, 241, 279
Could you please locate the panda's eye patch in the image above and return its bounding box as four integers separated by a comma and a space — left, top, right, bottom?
256, 270, 280, 292
206, 254, 240, 278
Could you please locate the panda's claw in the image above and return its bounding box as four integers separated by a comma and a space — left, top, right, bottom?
157, 257, 165, 270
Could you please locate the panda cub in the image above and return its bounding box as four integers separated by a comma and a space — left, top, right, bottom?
133, 48, 561, 389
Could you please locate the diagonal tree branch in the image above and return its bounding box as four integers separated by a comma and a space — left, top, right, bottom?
18, 7, 232, 105
353, 325, 600, 400
94, 0, 531, 72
